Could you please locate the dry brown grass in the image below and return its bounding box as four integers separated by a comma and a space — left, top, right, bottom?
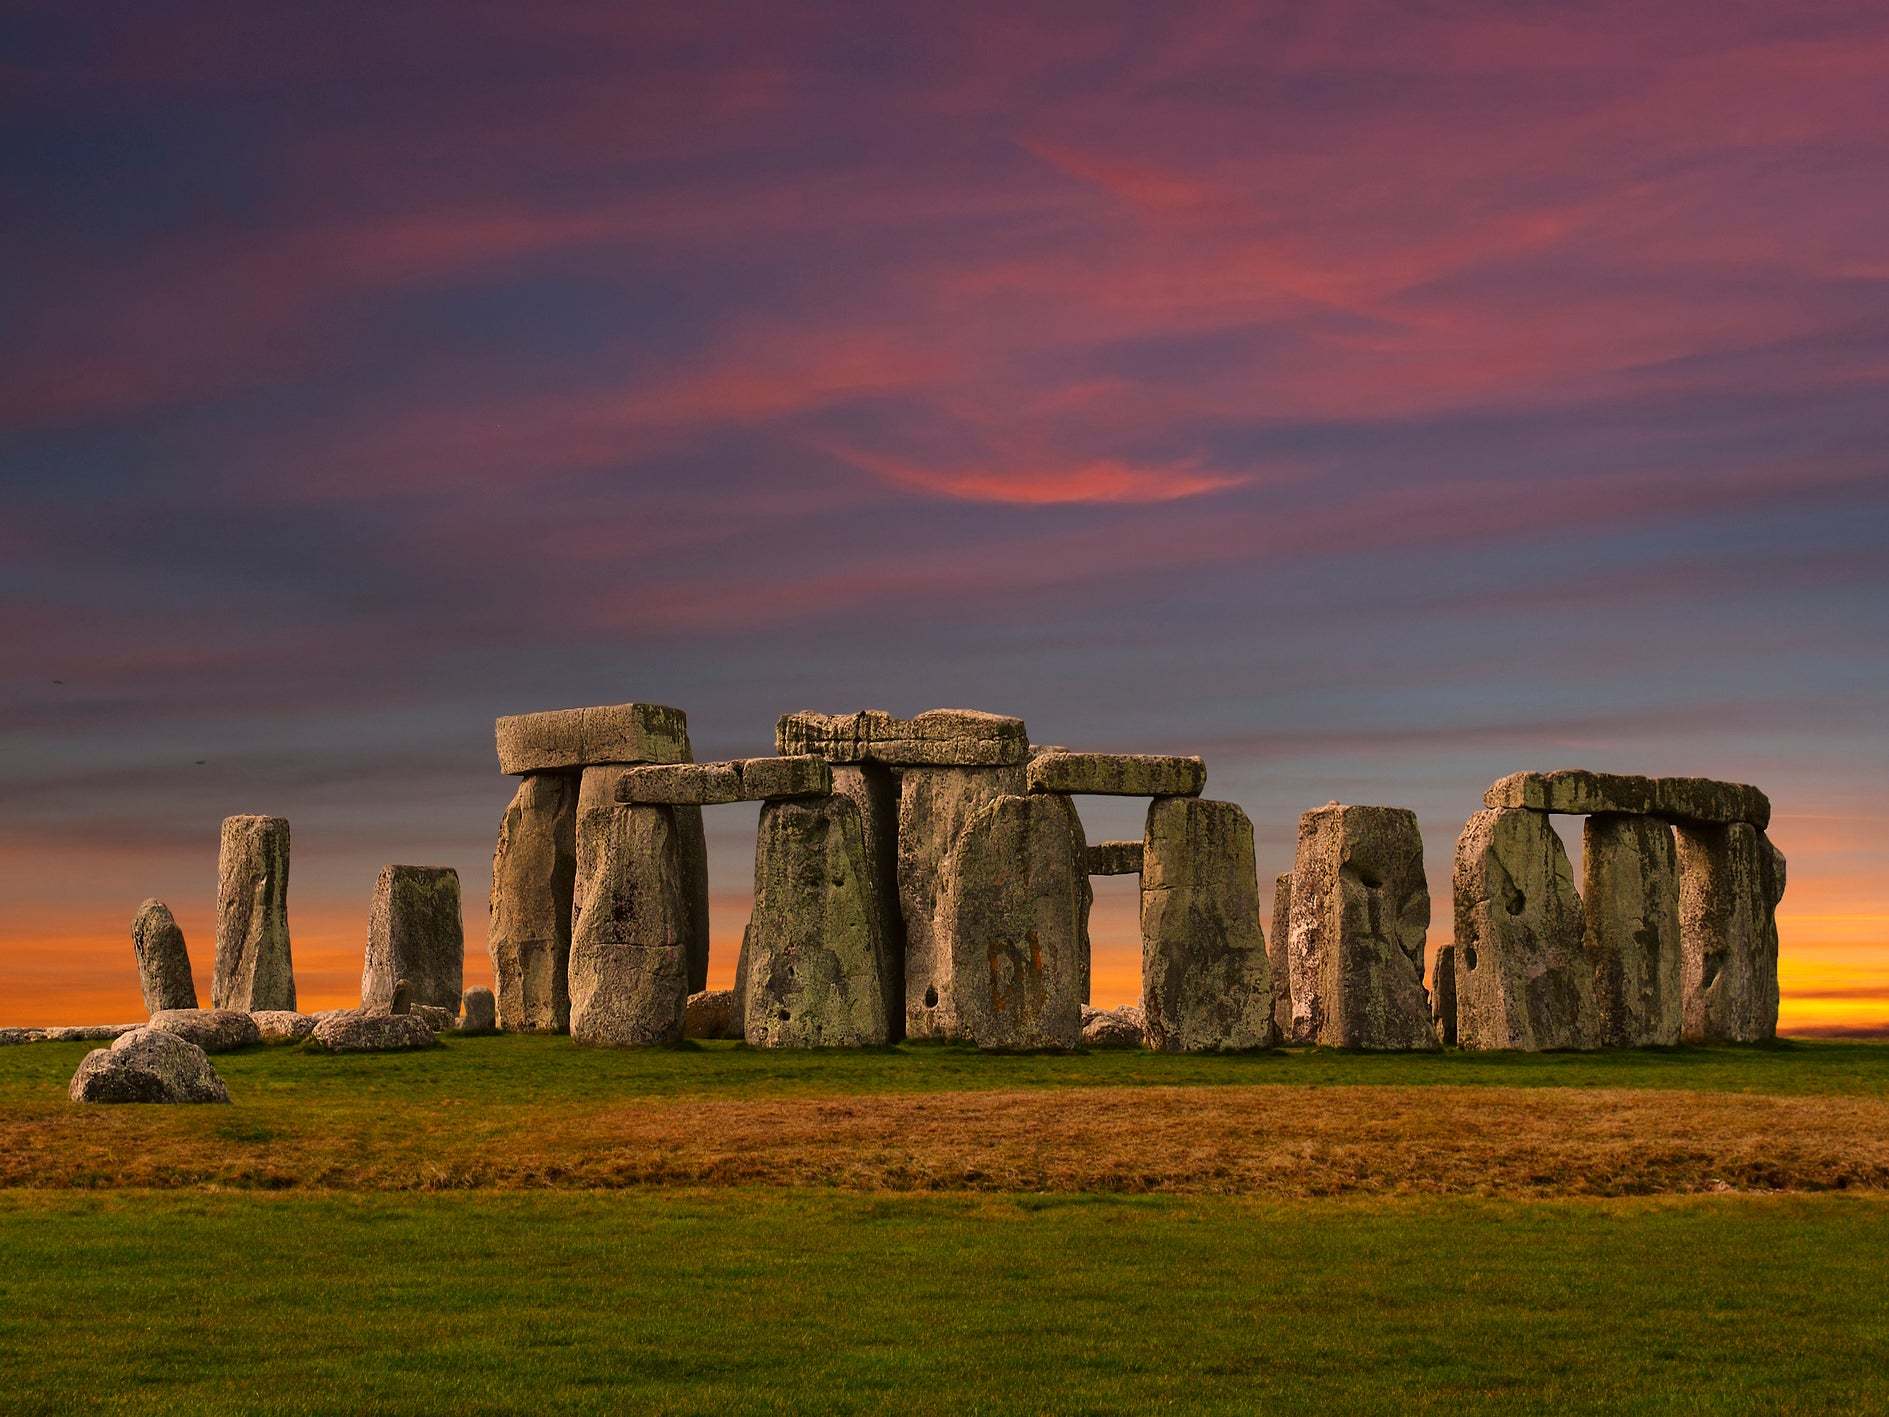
7, 1083, 1888, 1196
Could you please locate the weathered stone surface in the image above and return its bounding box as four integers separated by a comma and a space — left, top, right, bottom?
311, 1013, 436, 1052
612, 762, 743, 805
132, 899, 197, 1014
251, 1010, 316, 1044
496, 702, 693, 775
1086, 840, 1144, 876
1677, 823, 1784, 1043
742, 794, 893, 1047
777, 708, 1028, 767
897, 763, 1027, 1039
1270, 873, 1294, 1045
1287, 805, 1438, 1051
362, 866, 463, 1016
44, 1025, 140, 1043
567, 770, 695, 1046
69, 1028, 229, 1104
409, 1003, 456, 1031
0, 1029, 47, 1045
830, 763, 905, 1035
1583, 814, 1683, 1047
1141, 798, 1275, 1052
488, 772, 578, 1035
735, 756, 832, 801
675, 804, 711, 995
1658, 778, 1772, 831
213, 815, 295, 1012
1483, 770, 1659, 816
1432, 944, 1457, 1046
932, 793, 1087, 1049
684, 988, 737, 1040
148, 1008, 262, 1053
1029, 752, 1206, 798
459, 986, 496, 1035
1452, 809, 1600, 1051
1081, 1004, 1145, 1048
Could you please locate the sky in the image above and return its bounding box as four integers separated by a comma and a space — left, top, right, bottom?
2, 1, 1885, 1030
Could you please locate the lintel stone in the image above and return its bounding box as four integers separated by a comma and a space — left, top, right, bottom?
1028, 752, 1205, 798
1483, 768, 1769, 828
496, 703, 692, 775
776, 709, 1027, 767
614, 762, 743, 805
735, 756, 833, 801
1086, 840, 1144, 876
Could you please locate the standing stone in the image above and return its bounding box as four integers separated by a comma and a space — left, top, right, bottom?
1583, 814, 1683, 1047
1452, 808, 1600, 1051
458, 986, 497, 1035
213, 815, 294, 1012
1676, 822, 1784, 1043
1269, 873, 1293, 1044
568, 769, 694, 1046
896, 764, 1027, 1039
831, 764, 906, 1037
1140, 798, 1275, 1051
1432, 943, 1457, 1046
131, 899, 197, 1014
488, 773, 578, 1033
1287, 804, 1437, 1051
674, 804, 712, 994
362, 866, 464, 1016
932, 793, 1087, 1048
743, 794, 892, 1047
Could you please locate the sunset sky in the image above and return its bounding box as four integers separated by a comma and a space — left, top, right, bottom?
2, 2, 1885, 1030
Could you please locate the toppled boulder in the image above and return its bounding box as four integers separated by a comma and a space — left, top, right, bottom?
459, 986, 497, 1035
1081, 1005, 1145, 1048
69, 1027, 229, 1103
250, 1010, 317, 1044
148, 1008, 262, 1053
0, 1028, 46, 1045
410, 1003, 456, 1032
311, 1013, 436, 1052
132, 899, 198, 1013
44, 1025, 139, 1043
685, 988, 736, 1040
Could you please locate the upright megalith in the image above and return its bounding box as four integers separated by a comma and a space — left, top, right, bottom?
1139, 798, 1274, 1051
830, 763, 905, 1036
1452, 809, 1599, 1051
568, 768, 696, 1046
488, 772, 578, 1033
1269, 874, 1293, 1044
362, 866, 464, 1017
213, 815, 294, 1012
1286, 805, 1437, 1051
1677, 823, 1784, 1043
1432, 943, 1457, 1046
742, 793, 893, 1047
131, 899, 197, 1014
1583, 814, 1683, 1047
932, 793, 1087, 1048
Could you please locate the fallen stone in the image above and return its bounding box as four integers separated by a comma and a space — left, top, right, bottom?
1583, 814, 1683, 1047
684, 988, 737, 1040
1677, 823, 1784, 1043
310, 1013, 436, 1052
1141, 797, 1275, 1051
488, 772, 578, 1035
777, 708, 1028, 767
1483, 770, 1660, 816
131, 899, 198, 1014
389, 980, 412, 1014
213, 815, 296, 1012
362, 866, 464, 1016
1657, 778, 1772, 831
1086, 840, 1144, 876
896, 763, 1027, 1040
1432, 944, 1457, 1046
612, 762, 743, 805
567, 771, 695, 1046
1452, 808, 1600, 1051
496, 702, 693, 775
409, 1003, 456, 1032
148, 1008, 262, 1053
43, 1025, 140, 1043
736, 756, 833, 801
1080, 1004, 1145, 1048
459, 986, 497, 1035
1287, 804, 1438, 1051
0, 1028, 46, 1045
1270, 873, 1294, 1044
933, 793, 1087, 1049
1028, 752, 1206, 798
250, 1010, 317, 1044
68, 1027, 229, 1104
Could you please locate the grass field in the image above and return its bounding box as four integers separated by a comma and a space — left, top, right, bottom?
3, 1037, 1886, 1413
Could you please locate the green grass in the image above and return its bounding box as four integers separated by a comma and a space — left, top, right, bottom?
6, 1033, 1887, 1109
0, 1189, 1883, 1415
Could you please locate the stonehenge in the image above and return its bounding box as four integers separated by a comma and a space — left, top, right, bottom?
488, 772, 578, 1033
131, 899, 198, 1014
1677, 822, 1785, 1043
362, 866, 465, 1016
213, 815, 295, 1012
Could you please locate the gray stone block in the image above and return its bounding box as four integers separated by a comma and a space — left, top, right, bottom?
1028, 752, 1205, 798
1086, 840, 1144, 876
362, 866, 464, 1016
488, 772, 577, 1034
1483, 770, 1659, 815
736, 756, 833, 801
458, 986, 497, 1035
251, 1010, 316, 1044
69, 1028, 229, 1104
148, 1007, 262, 1053
496, 702, 693, 775
1678, 823, 1784, 1043
312, 1013, 436, 1052
777, 708, 1027, 767
611, 762, 743, 805
1081, 1004, 1145, 1048
1658, 778, 1772, 830
685, 988, 737, 1040
131, 899, 198, 1015
1452, 808, 1600, 1051
1583, 814, 1683, 1047
1432, 943, 1457, 1046
1270, 872, 1294, 1044
213, 815, 295, 1012
1286, 804, 1437, 1051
